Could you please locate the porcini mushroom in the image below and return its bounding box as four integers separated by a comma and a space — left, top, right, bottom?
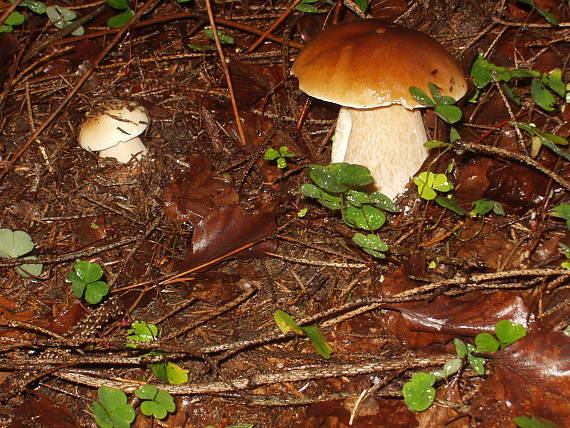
292, 20, 468, 199
79, 101, 149, 163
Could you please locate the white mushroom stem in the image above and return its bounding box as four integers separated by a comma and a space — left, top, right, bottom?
331, 104, 429, 199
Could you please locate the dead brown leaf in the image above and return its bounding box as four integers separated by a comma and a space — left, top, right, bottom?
163, 154, 239, 224
472, 332, 570, 426
9, 392, 77, 428
178, 204, 276, 272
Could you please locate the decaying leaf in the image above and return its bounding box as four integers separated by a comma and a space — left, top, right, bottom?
472, 333, 570, 426
178, 204, 276, 272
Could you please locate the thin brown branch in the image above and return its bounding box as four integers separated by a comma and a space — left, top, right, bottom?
246, 0, 301, 53
204, 0, 248, 147
56, 355, 450, 394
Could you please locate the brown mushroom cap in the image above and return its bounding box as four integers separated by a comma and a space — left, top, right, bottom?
291, 20, 468, 109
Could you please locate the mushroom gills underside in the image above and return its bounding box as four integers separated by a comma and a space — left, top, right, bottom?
331, 105, 429, 199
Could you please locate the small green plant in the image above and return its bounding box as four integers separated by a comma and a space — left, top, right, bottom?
204, 27, 234, 44
300, 163, 398, 258
274, 309, 333, 359
513, 416, 562, 428
514, 122, 569, 160
402, 320, 526, 412
68, 260, 109, 304
1, 0, 44, 32
149, 360, 189, 384
0, 11, 25, 32
125, 322, 188, 384
559, 244, 570, 270
474, 319, 527, 352
92, 386, 135, 428
470, 199, 506, 217
0, 228, 43, 277
135, 385, 176, 420
470, 53, 567, 111
106, 0, 134, 28
551, 204, 570, 229
413, 171, 465, 215
516, 0, 559, 26
188, 28, 235, 50
409, 83, 463, 124
127, 321, 158, 348
402, 372, 437, 412
264, 146, 296, 169
2, 1, 83, 34
295, 0, 320, 13
91, 385, 176, 428
46, 5, 84, 36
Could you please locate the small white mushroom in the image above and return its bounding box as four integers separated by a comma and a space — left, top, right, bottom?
78, 101, 149, 163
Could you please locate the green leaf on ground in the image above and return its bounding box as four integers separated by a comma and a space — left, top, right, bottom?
495, 320, 526, 345
402, 372, 436, 412
150, 361, 189, 385
91, 386, 135, 428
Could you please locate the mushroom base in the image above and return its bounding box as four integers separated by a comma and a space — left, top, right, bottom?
331, 104, 429, 199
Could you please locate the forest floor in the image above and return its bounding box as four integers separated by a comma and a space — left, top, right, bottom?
0, 0, 569, 427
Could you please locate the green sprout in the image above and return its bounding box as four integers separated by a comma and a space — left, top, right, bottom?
127, 321, 158, 348
0, 11, 25, 32
124, 321, 189, 384
513, 416, 562, 428
470, 53, 567, 111
274, 309, 333, 359
409, 83, 463, 124
135, 385, 176, 420
46, 5, 84, 36
204, 28, 234, 44
403, 320, 527, 412
189, 28, 235, 50
470, 199, 506, 217
91, 386, 135, 428
67, 260, 109, 304
402, 372, 436, 412
149, 360, 189, 385
264, 146, 296, 169
295, 0, 320, 13
558, 243, 570, 270
0, 229, 43, 277
106, 0, 134, 28
413, 171, 465, 215
1, 0, 46, 32
300, 163, 398, 258
514, 122, 569, 160
516, 0, 558, 26
552, 204, 570, 230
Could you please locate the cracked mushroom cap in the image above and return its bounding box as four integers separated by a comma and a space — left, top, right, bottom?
291, 20, 468, 109
79, 102, 149, 152
98, 137, 149, 163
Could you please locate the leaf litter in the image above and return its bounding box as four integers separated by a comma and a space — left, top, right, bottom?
0, 0, 569, 426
